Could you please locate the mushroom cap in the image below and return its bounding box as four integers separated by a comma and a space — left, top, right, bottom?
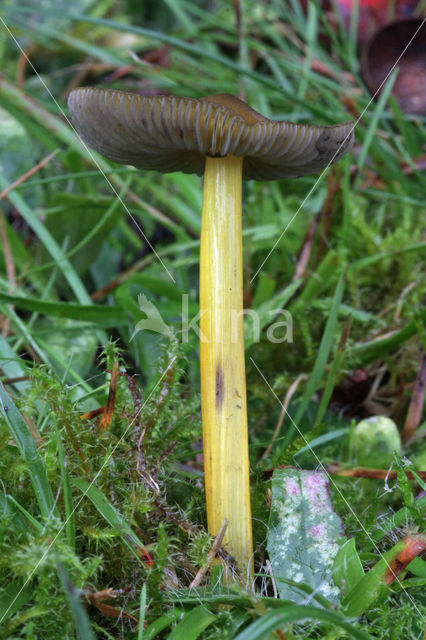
68, 88, 354, 180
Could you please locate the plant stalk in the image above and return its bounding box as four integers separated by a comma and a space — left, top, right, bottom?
200, 155, 253, 580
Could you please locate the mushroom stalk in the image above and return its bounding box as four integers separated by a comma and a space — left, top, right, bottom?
200, 155, 253, 579
68, 85, 354, 583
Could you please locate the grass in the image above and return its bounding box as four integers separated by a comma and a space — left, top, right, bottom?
0, 0, 425, 638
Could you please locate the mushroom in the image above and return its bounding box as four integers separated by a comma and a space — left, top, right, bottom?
68, 88, 354, 581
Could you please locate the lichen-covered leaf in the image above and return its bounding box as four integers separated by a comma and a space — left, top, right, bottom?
267, 468, 344, 603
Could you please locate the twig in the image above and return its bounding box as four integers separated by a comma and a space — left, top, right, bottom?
327, 462, 426, 481
190, 520, 228, 588
265, 559, 278, 598
315, 171, 338, 262
117, 370, 142, 417
262, 463, 426, 481
294, 211, 320, 280
0, 376, 30, 385
401, 351, 426, 444
0, 149, 59, 200
261, 374, 307, 461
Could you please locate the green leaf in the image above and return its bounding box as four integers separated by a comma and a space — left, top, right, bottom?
350, 308, 426, 365
0, 172, 91, 305
406, 557, 426, 579
167, 605, 216, 640
292, 250, 342, 308
0, 292, 126, 327
0, 493, 43, 533
143, 612, 183, 640
56, 563, 96, 640
333, 538, 364, 595
294, 427, 350, 464
251, 271, 276, 307
137, 584, 147, 640
0, 382, 56, 520
0, 580, 33, 624
43, 192, 122, 278
234, 604, 370, 640
72, 478, 144, 561
245, 279, 301, 348
293, 270, 345, 425
370, 495, 426, 545
342, 535, 426, 617
267, 469, 344, 604
35, 318, 98, 379
0, 334, 30, 391
356, 69, 398, 171
0, 107, 43, 209
54, 425, 75, 550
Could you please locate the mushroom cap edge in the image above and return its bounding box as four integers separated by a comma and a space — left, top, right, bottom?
68, 87, 354, 180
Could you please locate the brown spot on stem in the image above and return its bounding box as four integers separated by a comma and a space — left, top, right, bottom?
216, 365, 224, 410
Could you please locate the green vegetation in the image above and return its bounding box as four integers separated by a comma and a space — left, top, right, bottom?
0, 1, 425, 638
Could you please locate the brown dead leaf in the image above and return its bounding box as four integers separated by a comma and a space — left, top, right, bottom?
384, 534, 426, 585
98, 361, 119, 432
87, 588, 138, 623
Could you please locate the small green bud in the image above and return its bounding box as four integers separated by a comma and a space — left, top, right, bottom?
352, 416, 401, 468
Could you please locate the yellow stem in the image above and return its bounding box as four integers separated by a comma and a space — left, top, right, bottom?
200, 155, 253, 581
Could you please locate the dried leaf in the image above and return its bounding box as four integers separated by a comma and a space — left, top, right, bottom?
384, 534, 426, 584
98, 361, 118, 432
87, 588, 138, 623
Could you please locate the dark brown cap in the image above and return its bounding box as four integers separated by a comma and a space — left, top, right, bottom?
68, 88, 354, 180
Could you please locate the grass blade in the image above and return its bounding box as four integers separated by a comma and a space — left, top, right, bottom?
54, 425, 76, 550
0, 580, 33, 624
56, 563, 96, 640
72, 478, 146, 561
0, 293, 127, 327
142, 612, 182, 640
0, 382, 56, 520
167, 604, 216, 640
297, 271, 345, 419
356, 69, 398, 171
343, 534, 426, 617
0, 173, 90, 304
234, 604, 370, 640
137, 584, 147, 640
